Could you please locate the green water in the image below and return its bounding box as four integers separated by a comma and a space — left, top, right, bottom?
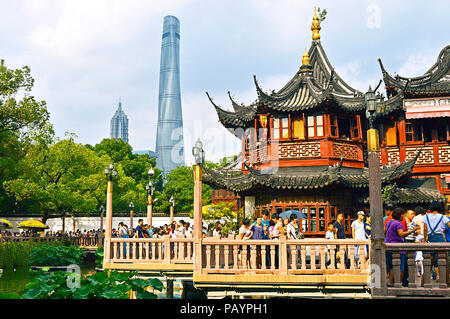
0, 266, 182, 299
0, 265, 96, 295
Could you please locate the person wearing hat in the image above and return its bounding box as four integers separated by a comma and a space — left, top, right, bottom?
351, 211, 366, 268
423, 201, 450, 283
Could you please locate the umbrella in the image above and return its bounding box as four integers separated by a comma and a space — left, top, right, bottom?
279, 210, 307, 220
0, 218, 14, 229
17, 220, 49, 229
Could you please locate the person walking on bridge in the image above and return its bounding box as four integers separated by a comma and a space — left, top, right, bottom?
423, 201, 450, 284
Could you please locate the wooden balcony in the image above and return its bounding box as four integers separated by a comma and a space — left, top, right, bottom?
382, 142, 450, 172
245, 139, 365, 168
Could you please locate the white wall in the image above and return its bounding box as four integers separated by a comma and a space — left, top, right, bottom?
0, 216, 194, 232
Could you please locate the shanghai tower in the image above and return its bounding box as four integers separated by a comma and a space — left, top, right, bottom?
155, 15, 185, 176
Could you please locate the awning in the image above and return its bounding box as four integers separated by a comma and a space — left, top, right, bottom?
405, 103, 450, 119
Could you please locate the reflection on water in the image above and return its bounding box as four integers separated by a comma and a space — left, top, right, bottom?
0, 266, 183, 299
0, 264, 97, 295
0, 267, 31, 295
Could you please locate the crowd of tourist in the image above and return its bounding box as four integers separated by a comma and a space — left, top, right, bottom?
112, 219, 194, 239
1, 201, 449, 286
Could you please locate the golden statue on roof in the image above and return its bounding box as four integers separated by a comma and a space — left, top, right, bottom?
311, 6, 321, 40
302, 47, 310, 66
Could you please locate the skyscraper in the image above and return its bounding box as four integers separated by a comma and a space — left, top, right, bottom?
110, 99, 129, 143
155, 15, 185, 176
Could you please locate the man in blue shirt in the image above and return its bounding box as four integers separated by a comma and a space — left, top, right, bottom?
333, 213, 346, 239
135, 219, 145, 238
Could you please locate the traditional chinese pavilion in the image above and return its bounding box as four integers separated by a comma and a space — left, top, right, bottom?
376, 45, 450, 201
203, 10, 448, 237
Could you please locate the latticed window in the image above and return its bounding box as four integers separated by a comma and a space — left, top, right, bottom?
330, 115, 339, 138
291, 116, 305, 139
350, 116, 360, 139
307, 115, 324, 138
405, 121, 423, 142
272, 117, 289, 140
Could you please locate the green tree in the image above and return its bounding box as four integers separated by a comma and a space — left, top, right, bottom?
0, 59, 53, 214
3, 134, 109, 225
91, 138, 163, 212
154, 165, 212, 214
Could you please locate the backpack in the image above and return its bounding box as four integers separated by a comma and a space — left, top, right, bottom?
296, 228, 305, 239
291, 225, 304, 239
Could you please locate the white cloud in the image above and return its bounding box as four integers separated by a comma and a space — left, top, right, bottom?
398, 53, 437, 78
26, 0, 189, 58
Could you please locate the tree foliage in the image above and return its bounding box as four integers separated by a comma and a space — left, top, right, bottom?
0, 59, 53, 214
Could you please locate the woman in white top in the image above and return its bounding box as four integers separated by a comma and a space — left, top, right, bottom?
271, 216, 285, 240
238, 218, 253, 268
238, 219, 253, 240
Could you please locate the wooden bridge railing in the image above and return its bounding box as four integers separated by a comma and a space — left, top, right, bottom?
385, 243, 450, 297
107, 237, 194, 265
0, 236, 103, 248
196, 237, 370, 276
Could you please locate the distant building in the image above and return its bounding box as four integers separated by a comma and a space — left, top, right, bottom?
110, 100, 129, 143
132, 150, 158, 159
155, 15, 185, 176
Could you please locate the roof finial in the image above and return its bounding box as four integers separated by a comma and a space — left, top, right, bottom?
311, 6, 321, 40
118, 96, 122, 109
302, 47, 310, 66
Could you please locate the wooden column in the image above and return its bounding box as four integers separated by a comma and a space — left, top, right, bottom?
170, 205, 174, 225
367, 127, 387, 296
104, 180, 113, 264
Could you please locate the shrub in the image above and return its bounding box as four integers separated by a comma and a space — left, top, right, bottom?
29, 245, 86, 267
0, 241, 66, 269
94, 246, 104, 268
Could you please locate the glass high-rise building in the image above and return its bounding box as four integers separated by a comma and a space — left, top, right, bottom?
110, 99, 129, 143
155, 15, 185, 176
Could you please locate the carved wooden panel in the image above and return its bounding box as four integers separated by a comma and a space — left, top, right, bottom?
332, 142, 359, 160
405, 146, 434, 164
387, 148, 400, 165
438, 145, 450, 164
279, 142, 321, 159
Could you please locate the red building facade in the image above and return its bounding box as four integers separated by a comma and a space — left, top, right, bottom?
204, 11, 448, 237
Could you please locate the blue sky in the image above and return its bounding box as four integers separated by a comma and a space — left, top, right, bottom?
1, 0, 449, 163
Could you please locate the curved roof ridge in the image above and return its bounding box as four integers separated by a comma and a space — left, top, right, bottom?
378, 45, 450, 90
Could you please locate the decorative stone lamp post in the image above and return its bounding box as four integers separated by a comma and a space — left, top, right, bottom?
146, 166, 155, 227
192, 138, 205, 241
129, 201, 134, 233
169, 196, 175, 224
103, 162, 117, 264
